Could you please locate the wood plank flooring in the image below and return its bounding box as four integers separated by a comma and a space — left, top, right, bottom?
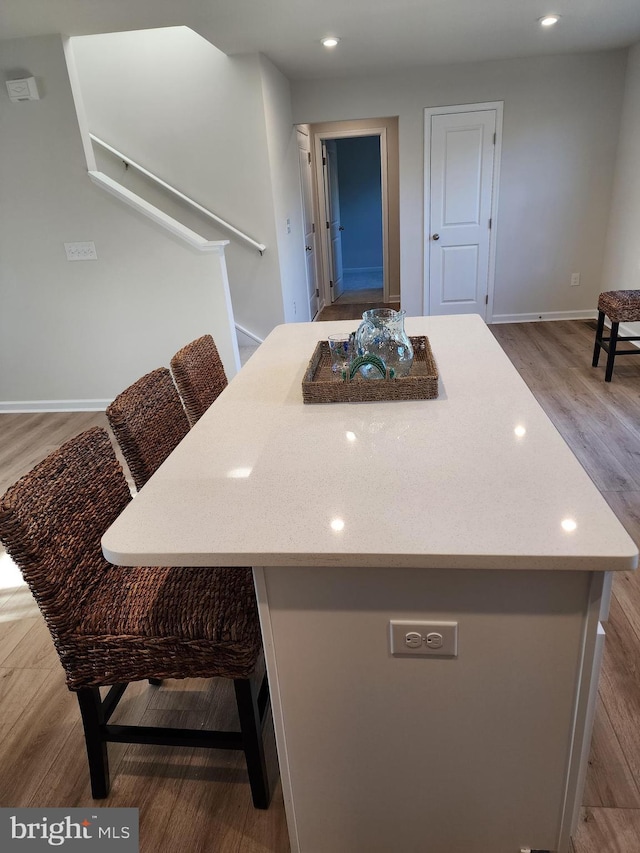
490, 320, 640, 853
316, 298, 399, 321
1, 318, 640, 851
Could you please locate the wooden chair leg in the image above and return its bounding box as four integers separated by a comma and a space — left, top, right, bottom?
234, 678, 271, 809
605, 321, 619, 382
592, 310, 605, 367
76, 687, 110, 799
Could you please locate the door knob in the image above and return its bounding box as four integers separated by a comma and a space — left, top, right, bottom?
432, 234, 440, 241
305, 245, 312, 252
338, 225, 345, 231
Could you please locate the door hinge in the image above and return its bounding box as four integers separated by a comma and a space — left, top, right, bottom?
312, 223, 315, 233
316, 288, 320, 297
493, 132, 496, 145
323, 156, 326, 166
308, 151, 311, 164
488, 218, 492, 229
326, 221, 330, 229
485, 294, 489, 305
329, 280, 334, 288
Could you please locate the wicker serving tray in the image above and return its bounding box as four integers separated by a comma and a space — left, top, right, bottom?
302, 335, 439, 404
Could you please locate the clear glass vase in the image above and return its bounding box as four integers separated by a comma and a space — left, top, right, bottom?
355, 308, 414, 379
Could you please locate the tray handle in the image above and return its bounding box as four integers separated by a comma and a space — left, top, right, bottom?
345, 354, 394, 381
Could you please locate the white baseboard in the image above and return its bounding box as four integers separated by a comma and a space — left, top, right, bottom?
489, 311, 640, 349
491, 309, 597, 324
343, 266, 383, 275
0, 399, 109, 414
613, 321, 640, 349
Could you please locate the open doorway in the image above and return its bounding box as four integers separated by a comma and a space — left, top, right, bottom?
303, 117, 400, 314
323, 136, 384, 304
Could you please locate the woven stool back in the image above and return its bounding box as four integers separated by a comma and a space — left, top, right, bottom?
0, 427, 272, 807
106, 367, 190, 490
171, 334, 228, 426
0, 427, 131, 662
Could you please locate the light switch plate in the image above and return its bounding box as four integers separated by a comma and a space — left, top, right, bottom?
389, 620, 458, 657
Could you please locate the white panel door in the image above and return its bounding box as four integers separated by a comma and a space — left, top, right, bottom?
297, 129, 319, 319
428, 110, 496, 317
323, 140, 344, 302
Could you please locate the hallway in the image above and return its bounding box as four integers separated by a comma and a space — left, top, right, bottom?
316, 297, 400, 322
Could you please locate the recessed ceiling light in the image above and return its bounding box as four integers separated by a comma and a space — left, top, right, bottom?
321, 37, 340, 48
539, 14, 561, 27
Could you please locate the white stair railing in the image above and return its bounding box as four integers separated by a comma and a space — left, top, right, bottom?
235, 323, 264, 345
88, 172, 230, 253
90, 134, 267, 255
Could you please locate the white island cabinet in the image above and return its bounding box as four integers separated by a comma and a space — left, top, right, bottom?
102, 315, 637, 853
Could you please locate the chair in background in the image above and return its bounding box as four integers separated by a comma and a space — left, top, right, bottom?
171, 334, 228, 427
0, 427, 271, 807
592, 290, 640, 382
106, 367, 190, 491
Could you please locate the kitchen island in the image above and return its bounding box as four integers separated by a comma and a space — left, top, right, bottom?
103, 314, 637, 853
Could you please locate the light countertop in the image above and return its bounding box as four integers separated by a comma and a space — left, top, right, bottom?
102, 314, 638, 572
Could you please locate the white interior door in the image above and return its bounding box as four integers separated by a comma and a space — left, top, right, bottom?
427, 109, 497, 317
297, 129, 319, 319
323, 140, 344, 303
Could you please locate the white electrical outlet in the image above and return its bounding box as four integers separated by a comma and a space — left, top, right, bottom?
64, 241, 97, 261
570, 272, 580, 287
389, 620, 458, 657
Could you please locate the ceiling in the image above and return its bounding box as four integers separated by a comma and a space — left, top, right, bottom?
2, 0, 640, 80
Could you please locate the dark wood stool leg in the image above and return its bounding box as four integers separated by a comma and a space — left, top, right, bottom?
605, 321, 619, 382
592, 310, 606, 367
77, 687, 110, 798
234, 678, 271, 809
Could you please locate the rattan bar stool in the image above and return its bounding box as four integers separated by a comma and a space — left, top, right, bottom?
171, 334, 228, 426
0, 428, 271, 807
592, 290, 640, 382
106, 367, 190, 490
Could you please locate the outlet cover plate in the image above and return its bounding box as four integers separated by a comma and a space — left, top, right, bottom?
65, 241, 97, 261
390, 620, 458, 657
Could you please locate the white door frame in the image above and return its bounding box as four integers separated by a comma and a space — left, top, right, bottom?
423, 102, 503, 321
313, 127, 390, 306
297, 125, 321, 319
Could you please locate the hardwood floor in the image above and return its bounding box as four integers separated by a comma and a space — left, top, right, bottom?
2, 318, 640, 851
490, 319, 640, 853
316, 298, 399, 321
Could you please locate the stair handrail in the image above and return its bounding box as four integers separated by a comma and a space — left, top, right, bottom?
90, 134, 267, 255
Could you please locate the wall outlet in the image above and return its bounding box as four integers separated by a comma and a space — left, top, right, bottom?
570, 272, 580, 287
389, 620, 458, 657
64, 241, 97, 261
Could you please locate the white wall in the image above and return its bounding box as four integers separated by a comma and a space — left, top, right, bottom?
602, 42, 640, 308
259, 54, 309, 323
71, 27, 287, 340
292, 51, 627, 319
0, 34, 238, 407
